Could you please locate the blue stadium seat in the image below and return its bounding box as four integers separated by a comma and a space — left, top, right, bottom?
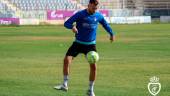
7, 0, 79, 10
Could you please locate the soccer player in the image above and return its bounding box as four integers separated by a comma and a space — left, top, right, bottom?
54, 0, 115, 96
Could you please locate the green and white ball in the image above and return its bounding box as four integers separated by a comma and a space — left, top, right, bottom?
86, 51, 99, 64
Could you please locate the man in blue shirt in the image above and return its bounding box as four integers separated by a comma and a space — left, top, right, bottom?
54, 0, 115, 96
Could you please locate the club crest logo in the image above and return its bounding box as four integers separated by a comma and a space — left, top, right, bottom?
94, 17, 97, 22
148, 76, 161, 96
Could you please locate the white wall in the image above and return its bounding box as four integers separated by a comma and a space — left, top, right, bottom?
20, 19, 40, 25
160, 16, 170, 23
105, 16, 151, 24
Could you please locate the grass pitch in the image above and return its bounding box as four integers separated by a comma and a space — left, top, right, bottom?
0, 24, 170, 96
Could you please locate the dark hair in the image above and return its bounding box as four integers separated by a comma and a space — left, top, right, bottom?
89, 0, 99, 5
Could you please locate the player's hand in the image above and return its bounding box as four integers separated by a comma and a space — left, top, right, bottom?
110, 35, 115, 43
72, 26, 78, 33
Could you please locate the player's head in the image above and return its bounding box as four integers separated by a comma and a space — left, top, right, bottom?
87, 0, 99, 14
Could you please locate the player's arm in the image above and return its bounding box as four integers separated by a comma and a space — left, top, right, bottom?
64, 12, 80, 33
99, 15, 115, 42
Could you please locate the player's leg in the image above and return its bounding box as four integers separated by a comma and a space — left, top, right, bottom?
87, 63, 96, 96
89, 63, 96, 83
54, 42, 79, 91
63, 56, 73, 87
53, 56, 73, 91
85, 44, 97, 96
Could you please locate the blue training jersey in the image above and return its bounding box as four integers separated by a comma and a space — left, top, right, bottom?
64, 9, 115, 45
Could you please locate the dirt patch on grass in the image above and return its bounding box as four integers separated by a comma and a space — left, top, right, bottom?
97, 36, 156, 43
0, 36, 74, 41
0, 35, 156, 43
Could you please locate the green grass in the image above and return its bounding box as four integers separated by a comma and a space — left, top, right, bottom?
0, 24, 170, 96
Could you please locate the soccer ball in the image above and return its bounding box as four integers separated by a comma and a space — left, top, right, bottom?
86, 51, 99, 64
